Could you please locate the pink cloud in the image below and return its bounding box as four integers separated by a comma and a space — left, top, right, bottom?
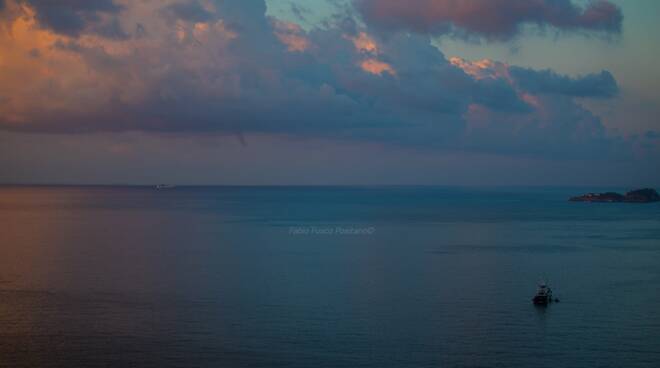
356, 0, 622, 40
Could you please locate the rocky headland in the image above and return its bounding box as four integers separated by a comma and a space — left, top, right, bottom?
570, 188, 660, 203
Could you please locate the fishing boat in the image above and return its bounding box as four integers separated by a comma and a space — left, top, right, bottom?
532, 282, 553, 305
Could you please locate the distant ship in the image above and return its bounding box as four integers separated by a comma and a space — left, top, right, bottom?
532, 282, 554, 305
155, 184, 176, 190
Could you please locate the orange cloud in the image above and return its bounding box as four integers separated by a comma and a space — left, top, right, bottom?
451, 56, 544, 113
361, 58, 396, 76
521, 93, 541, 109
449, 57, 510, 81
0, 6, 88, 124
0, 0, 253, 130
273, 20, 309, 52
347, 32, 394, 76
350, 32, 378, 54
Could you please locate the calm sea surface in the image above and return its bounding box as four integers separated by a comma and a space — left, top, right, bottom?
1, 186, 659, 367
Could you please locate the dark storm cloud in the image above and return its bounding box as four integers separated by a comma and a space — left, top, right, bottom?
163, 1, 214, 22
355, 0, 623, 41
510, 68, 619, 98
21, 0, 124, 38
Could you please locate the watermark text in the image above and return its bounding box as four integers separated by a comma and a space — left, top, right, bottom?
288, 226, 376, 236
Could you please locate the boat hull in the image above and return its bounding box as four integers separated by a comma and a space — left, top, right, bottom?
532, 295, 552, 305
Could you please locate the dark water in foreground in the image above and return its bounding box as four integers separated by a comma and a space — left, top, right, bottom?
1, 186, 659, 367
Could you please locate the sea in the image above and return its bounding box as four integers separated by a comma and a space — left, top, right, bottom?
1, 186, 659, 367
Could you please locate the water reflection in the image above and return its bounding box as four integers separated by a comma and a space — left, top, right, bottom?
1, 186, 659, 367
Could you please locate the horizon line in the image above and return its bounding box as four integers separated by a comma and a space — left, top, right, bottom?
0, 183, 655, 189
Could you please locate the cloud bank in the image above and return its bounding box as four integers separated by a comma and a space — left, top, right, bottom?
356, 0, 623, 40
0, 0, 635, 159
19, 0, 125, 38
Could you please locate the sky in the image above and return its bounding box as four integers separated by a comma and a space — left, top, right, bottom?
0, 0, 658, 186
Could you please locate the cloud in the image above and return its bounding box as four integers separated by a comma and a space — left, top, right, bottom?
510, 67, 619, 98
355, 0, 623, 41
450, 57, 626, 158
163, 1, 214, 23
273, 19, 310, 52
18, 0, 125, 38
0, 0, 630, 160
